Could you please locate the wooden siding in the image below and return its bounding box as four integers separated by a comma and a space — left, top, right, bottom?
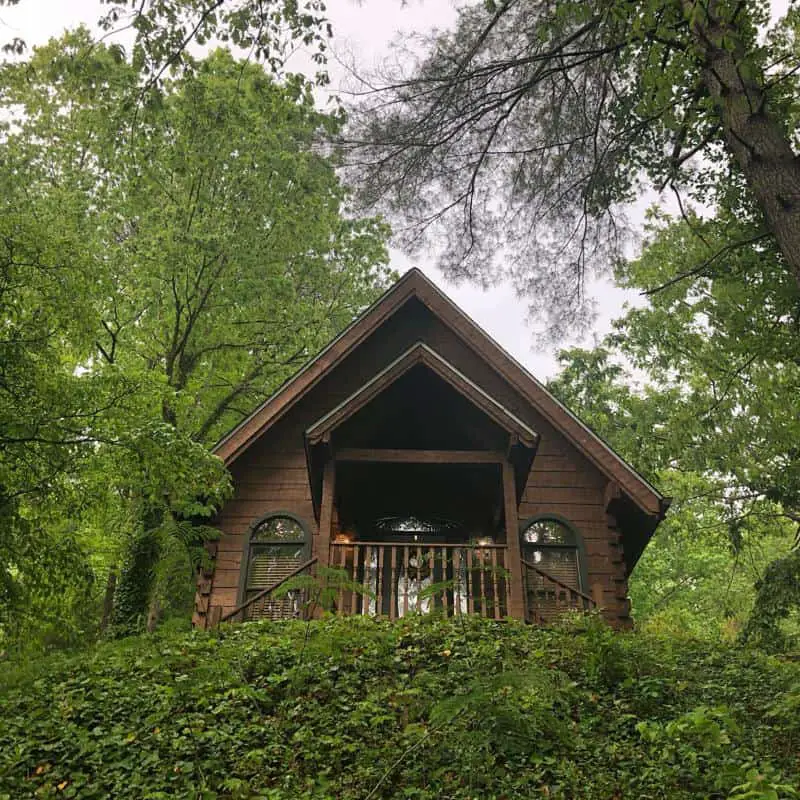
202, 299, 633, 626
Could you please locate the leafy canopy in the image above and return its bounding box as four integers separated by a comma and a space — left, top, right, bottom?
0, 30, 392, 649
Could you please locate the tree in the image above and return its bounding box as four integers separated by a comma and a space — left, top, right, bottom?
548, 347, 795, 636
0, 0, 332, 86
0, 31, 391, 644
547, 194, 799, 638
343, 0, 800, 334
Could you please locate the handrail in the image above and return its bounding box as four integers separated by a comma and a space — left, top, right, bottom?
520, 558, 596, 606
220, 557, 318, 623
330, 541, 507, 549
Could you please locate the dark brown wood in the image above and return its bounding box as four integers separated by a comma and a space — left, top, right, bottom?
402, 546, 409, 616
441, 547, 449, 615
350, 544, 359, 615
592, 582, 605, 609
203, 269, 662, 629
465, 547, 475, 615
416, 545, 422, 612
478, 552, 487, 617
208, 605, 223, 629
317, 460, 335, 568
306, 342, 539, 447
604, 480, 622, 510
490, 548, 500, 620
390, 546, 398, 621
335, 448, 506, 464
503, 460, 525, 620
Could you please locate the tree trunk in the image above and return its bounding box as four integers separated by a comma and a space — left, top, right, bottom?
146, 595, 161, 633
689, 1, 800, 289
111, 511, 163, 635
99, 568, 117, 634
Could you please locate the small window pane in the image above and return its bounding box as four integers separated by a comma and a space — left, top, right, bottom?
251, 516, 305, 543
374, 516, 459, 534
523, 519, 573, 546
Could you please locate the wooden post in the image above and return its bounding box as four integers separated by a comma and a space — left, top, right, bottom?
502, 460, 525, 621
591, 582, 605, 610
318, 458, 336, 568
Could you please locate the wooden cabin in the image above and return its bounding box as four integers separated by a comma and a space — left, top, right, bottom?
195, 269, 669, 629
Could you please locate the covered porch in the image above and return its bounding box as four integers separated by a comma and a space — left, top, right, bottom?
308, 344, 538, 622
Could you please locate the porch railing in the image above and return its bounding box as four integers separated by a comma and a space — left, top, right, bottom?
329, 541, 510, 620
521, 558, 596, 623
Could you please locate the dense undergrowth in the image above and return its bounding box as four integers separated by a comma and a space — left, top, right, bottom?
1, 615, 799, 799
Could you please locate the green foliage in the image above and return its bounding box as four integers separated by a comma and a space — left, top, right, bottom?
0, 30, 391, 650
111, 527, 162, 635
2, 0, 333, 88
275, 567, 376, 614
548, 200, 800, 641
1, 616, 798, 799
346, 0, 800, 332
742, 550, 800, 652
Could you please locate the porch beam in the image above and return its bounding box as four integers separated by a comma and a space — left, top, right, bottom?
335, 448, 505, 464
503, 460, 525, 621
317, 459, 336, 568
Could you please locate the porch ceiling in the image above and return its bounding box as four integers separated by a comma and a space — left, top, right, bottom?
335, 461, 504, 541
305, 342, 538, 447
304, 343, 539, 520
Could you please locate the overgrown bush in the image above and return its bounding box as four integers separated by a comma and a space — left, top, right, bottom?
1, 615, 798, 799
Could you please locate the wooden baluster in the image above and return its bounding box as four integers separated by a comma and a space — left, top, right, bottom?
441, 547, 449, 616
490, 548, 500, 620
402, 546, 409, 617
367, 546, 375, 616
336, 546, 344, 616
454, 549, 462, 615
416, 546, 422, 613
478, 549, 487, 618
389, 546, 397, 621
377, 545, 385, 617
502, 549, 510, 618
351, 544, 360, 615
427, 547, 435, 610
466, 548, 475, 615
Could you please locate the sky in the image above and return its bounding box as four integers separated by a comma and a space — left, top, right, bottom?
0, 0, 789, 379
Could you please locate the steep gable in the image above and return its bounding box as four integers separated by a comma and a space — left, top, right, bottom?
214, 269, 668, 521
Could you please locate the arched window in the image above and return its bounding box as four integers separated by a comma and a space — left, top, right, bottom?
241, 514, 309, 618
520, 517, 584, 591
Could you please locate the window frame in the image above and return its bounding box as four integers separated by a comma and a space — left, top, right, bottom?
237, 511, 311, 605
518, 514, 588, 592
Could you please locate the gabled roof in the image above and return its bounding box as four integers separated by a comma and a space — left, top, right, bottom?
305, 342, 538, 447
214, 268, 668, 518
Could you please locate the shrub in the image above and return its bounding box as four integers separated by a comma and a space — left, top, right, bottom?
1, 615, 798, 799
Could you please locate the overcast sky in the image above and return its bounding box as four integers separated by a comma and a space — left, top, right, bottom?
0, 0, 788, 379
